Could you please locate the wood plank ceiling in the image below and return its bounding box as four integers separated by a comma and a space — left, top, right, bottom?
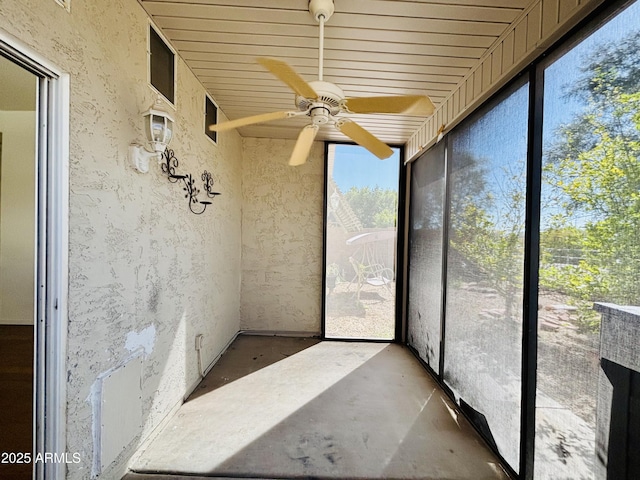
140, 0, 533, 145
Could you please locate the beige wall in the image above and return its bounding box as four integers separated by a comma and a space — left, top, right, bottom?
0, 0, 242, 478
241, 137, 324, 334
0, 111, 36, 325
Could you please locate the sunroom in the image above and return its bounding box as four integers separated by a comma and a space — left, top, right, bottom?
0, 0, 638, 479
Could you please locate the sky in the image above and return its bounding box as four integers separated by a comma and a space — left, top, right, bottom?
543, 0, 640, 145
331, 144, 401, 192
539, 1, 640, 229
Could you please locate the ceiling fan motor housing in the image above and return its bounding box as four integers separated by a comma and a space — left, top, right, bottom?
296, 80, 344, 118
309, 105, 331, 125
309, 0, 334, 21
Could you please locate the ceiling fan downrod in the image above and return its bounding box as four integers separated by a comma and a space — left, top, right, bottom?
309, 0, 334, 82
209, 0, 432, 167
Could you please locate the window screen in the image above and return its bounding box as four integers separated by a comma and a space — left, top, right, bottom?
444, 78, 529, 472
535, 2, 640, 478
407, 141, 445, 371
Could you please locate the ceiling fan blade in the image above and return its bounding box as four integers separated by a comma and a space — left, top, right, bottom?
337, 120, 393, 160
257, 57, 318, 99
289, 125, 319, 166
209, 110, 295, 132
344, 95, 435, 116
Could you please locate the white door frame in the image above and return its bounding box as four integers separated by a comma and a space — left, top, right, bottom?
0, 31, 69, 480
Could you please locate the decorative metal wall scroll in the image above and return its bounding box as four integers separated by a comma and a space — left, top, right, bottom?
160, 148, 221, 215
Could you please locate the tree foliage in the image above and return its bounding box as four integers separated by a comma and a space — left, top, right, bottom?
344, 186, 398, 228
450, 162, 526, 319
541, 32, 640, 308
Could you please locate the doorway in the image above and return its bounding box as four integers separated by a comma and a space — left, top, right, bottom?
323, 143, 401, 340
0, 53, 38, 480
0, 37, 68, 480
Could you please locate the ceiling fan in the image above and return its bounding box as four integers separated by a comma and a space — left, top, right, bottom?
209, 0, 435, 166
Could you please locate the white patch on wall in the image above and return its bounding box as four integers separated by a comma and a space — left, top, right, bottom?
125, 324, 156, 356
98, 356, 142, 473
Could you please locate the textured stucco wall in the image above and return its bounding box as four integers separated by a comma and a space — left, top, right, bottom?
241, 138, 324, 334
0, 111, 36, 325
0, 0, 242, 478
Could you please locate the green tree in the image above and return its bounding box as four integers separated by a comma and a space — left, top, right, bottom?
542, 33, 640, 308
450, 162, 526, 320
344, 186, 398, 228
539, 226, 586, 265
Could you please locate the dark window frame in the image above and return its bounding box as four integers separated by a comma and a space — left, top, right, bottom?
148, 23, 176, 105
205, 94, 218, 144
321, 141, 406, 343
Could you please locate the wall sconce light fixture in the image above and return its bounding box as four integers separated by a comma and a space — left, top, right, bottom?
130, 98, 220, 214
130, 98, 175, 173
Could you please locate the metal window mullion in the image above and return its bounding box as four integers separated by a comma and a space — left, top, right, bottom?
520, 66, 544, 480
403, 161, 413, 346
395, 146, 407, 343
438, 135, 450, 379
320, 141, 329, 339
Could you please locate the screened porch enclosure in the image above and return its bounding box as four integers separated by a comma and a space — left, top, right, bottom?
406, 1, 640, 478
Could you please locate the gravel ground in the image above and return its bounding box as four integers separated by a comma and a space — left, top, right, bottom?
324, 279, 396, 339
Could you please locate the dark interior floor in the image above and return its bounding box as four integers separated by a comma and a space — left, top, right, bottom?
0, 325, 33, 480
126, 335, 510, 480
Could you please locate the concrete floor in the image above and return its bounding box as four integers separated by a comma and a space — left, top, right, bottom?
126, 335, 510, 480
